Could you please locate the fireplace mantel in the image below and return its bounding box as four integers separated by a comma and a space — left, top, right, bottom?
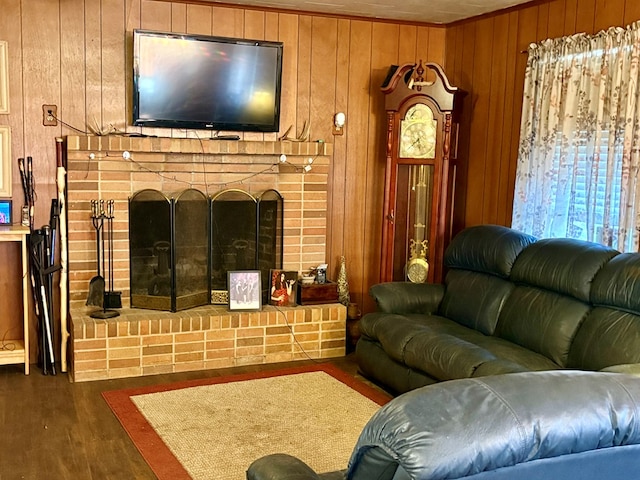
66, 135, 332, 157
65, 134, 339, 381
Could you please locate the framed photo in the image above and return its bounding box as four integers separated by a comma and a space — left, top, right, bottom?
228, 270, 262, 311
0, 125, 10, 197
0, 199, 11, 224
269, 269, 298, 306
0, 41, 8, 114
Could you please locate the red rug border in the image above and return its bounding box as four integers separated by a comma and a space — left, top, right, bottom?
102, 362, 392, 480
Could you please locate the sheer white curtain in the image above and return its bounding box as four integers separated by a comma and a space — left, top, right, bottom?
512, 22, 640, 251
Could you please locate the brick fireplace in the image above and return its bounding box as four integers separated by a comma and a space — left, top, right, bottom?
65, 135, 345, 382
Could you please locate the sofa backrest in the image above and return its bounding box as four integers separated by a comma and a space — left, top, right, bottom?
568, 253, 640, 370
440, 225, 536, 335
494, 238, 619, 367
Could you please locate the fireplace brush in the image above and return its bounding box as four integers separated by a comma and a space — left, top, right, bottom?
103, 199, 122, 309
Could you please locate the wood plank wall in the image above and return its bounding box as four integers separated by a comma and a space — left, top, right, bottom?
445, 0, 640, 229
0, 0, 446, 356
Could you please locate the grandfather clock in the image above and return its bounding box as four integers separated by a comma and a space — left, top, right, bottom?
380, 61, 464, 284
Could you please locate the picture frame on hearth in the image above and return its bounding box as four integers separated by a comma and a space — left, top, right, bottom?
228, 270, 262, 311
269, 269, 298, 307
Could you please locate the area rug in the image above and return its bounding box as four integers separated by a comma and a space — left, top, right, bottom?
102, 363, 392, 480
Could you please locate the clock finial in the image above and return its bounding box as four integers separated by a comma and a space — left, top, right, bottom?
415, 60, 425, 91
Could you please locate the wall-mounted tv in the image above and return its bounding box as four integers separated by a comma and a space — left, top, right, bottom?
133, 30, 283, 132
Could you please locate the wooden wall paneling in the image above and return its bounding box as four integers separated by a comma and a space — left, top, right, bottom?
344, 20, 372, 309
171, 2, 187, 32
361, 22, 399, 312
496, 11, 521, 226
60, 0, 88, 137
427, 28, 446, 67
465, 17, 493, 226
547, 0, 567, 39
398, 25, 417, 64
575, 0, 596, 33
188, 3, 213, 35
483, 14, 510, 224
309, 17, 338, 143
296, 16, 312, 137
102, 0, 127, 132
454, 22, 475, 229
536, 2, 550, 41
278, 14, 299, 140
85, 0, 104, 136
211, 5, 244, 37
624, 0, 640, 24
563, 0, 578, 34
326, 19, 350, 269
594, 0, 625, 31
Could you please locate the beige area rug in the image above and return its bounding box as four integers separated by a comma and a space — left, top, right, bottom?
103, 364, 391, 480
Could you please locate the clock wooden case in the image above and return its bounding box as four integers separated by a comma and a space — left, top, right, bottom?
380, 61, 465, 284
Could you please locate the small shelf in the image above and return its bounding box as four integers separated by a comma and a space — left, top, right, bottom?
0, 340, 26, 364
0, 225, 30, 374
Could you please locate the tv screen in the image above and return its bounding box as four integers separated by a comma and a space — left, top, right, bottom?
133, 30, 283, 132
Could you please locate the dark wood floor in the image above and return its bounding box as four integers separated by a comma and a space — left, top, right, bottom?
0, 354, 380, 480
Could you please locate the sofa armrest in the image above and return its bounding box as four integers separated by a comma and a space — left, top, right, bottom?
600, 364, 640, 377
369, 282, 445, 314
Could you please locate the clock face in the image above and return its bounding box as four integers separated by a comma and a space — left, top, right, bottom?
399, 103, 437, 159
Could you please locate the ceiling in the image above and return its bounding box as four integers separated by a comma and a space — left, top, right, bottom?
203, 0, 537, 24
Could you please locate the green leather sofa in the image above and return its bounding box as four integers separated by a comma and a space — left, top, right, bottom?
356, 224, 640, 394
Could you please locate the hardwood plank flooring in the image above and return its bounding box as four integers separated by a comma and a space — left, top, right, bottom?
0, 354, 382, 479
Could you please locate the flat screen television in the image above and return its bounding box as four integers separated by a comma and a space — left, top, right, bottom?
132, 29, 283, 132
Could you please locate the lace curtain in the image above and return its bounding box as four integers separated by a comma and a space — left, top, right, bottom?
512, 22, 640, 251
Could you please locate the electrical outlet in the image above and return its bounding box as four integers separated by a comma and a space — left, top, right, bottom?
42, 104, 58, 126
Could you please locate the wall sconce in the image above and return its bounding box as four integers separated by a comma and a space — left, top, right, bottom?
333, 112, 346, 135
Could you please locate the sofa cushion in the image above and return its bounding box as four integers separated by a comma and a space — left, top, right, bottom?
444, 224, 537, 278
590, 252, 640, 313
362, 312, 560, 381
568, 308, 640, 370
494, 285, 591, 366
567, 253, 640, 370
403, 332, 496, 381
440, 269, 515, 335
509, 238, 619, 303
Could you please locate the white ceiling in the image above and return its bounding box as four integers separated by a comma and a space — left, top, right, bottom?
206, 0, 536, 24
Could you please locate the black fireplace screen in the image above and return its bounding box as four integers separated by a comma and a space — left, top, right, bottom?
129, 188, 210, 312
210, 189, 283, 304
129, 188, 283, 311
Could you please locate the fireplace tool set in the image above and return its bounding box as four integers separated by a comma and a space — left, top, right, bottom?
18, 156, 61, 375
86, 199, 121, 318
